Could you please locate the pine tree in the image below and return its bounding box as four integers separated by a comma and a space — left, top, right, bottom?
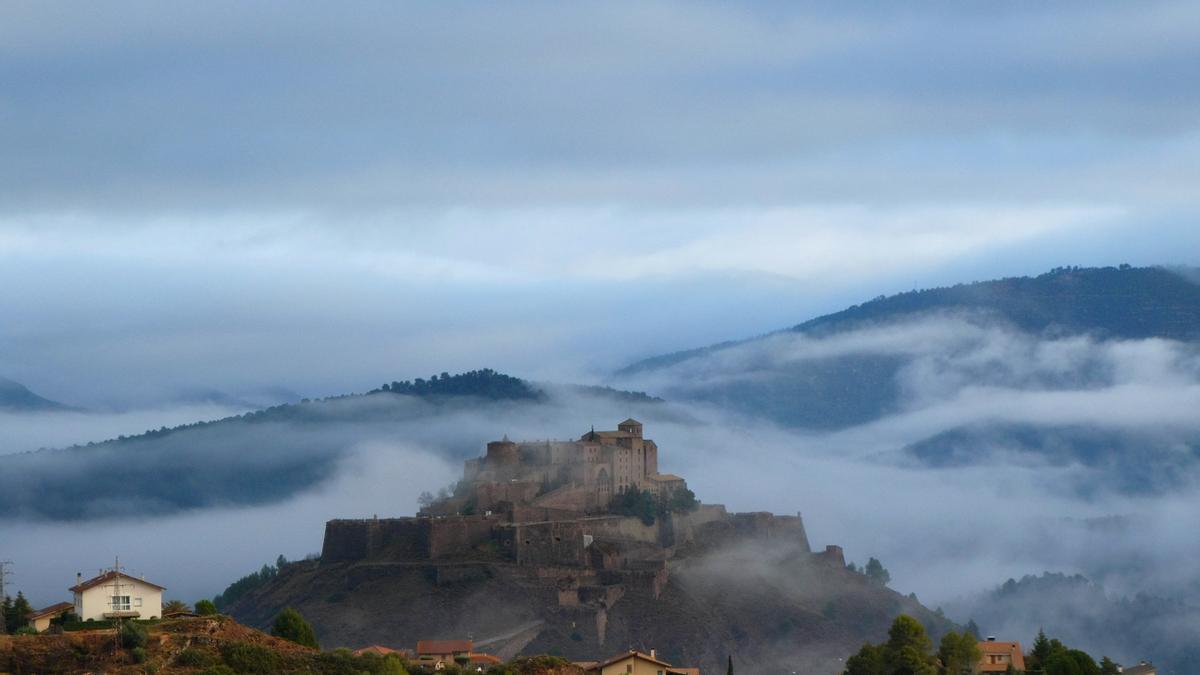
965, 619, 981, 639
1099, 656, 1121, 675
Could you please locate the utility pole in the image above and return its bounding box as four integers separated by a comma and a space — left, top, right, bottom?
0, 560, 12, 635
0, 560, 13, 600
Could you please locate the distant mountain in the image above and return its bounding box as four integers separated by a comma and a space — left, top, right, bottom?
614, 266, 1200, 431
904, 423, 1200, 495
620, 265, 1200, 376
0, 369, 669, 521
0, 377, 74, 411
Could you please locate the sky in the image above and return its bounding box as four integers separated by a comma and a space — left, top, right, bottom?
1, 3, 1200, 654
1, 1, 1199, 409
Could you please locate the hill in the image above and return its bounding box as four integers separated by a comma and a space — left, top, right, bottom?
228, 541, 952, 674
0, 369, 669, 521
0, 377, 74, 411
613, 265, 1200, 432
0, 615, 585, 674
620, 265, 1200, 376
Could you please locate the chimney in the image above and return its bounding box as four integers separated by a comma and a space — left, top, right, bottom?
76, 572, 82, 587
650, 649, 656, 659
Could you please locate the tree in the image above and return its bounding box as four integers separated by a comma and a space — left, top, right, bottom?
844, 643, 886, 675
865, 558, 891, 586
4, 592, 32, 634
163, 599, 192, 615
1099, 657, 1120, 675
1044, 651, 1080, 675
195, 599, 218, 616
938, 631, 981, 675
271, 607, 318, 648
726, 655, 733, 675
1028, 629, 1052, 672
884, 615, 937, 675
964, 619, 980, 639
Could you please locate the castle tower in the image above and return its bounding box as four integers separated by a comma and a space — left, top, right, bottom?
617, 418, 643, 438
486, 436, 519, 465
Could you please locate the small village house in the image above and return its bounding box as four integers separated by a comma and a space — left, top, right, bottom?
977, 638, 1025, 673
1121, 661, 1156, 675
580, 650, 700, 675
26, 601, 73, 632
70, 567, 165, 621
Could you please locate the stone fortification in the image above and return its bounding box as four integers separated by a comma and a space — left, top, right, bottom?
318, 420, 828, 646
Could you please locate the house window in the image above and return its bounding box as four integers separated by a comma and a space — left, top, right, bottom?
111, 595, 131, 611
134, 597, 143, 607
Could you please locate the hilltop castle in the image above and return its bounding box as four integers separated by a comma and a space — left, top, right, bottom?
435, 418, 687, 517
320, 420, 839, 646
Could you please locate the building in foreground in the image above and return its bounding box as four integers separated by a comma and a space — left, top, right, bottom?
576, 650, 700, 675
70, 565, 165, 621
27, 602, 73, 632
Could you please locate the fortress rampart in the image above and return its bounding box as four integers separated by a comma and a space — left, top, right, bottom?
320, 420, 829, 646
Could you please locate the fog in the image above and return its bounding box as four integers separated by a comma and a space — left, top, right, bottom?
5, 319, 1200, 618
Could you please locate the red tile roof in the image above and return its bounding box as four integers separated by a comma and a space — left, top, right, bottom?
416, 639, 472, 655
70, 570, 166, 593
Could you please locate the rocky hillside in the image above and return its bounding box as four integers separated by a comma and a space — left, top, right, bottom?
228, 540, 953, 675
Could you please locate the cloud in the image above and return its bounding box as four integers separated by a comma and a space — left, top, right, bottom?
0, 2, 1198, 213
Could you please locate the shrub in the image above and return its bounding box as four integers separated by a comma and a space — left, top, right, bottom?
271, 607, 318, 648
131, 646, 148, 663
195, 599, 218, 616
201, 666, 238, 675
178, 647, 217, 667
120, 620, 150, 649
221, 641, 281, 674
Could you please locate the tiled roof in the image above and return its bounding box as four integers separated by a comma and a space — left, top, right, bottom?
70, 570, 166, 593
28, 601, 73, 620
595, 651, 675, 670
416, 639, 472, 655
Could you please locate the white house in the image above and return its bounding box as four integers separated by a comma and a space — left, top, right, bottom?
70, 568, 165, 621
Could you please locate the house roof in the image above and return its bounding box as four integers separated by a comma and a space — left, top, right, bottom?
354, 645, 410, 657
978, 641, 1025, 672
648, 473, 684, 482
28, 601, 73, 620
70, 570, 166, 593
416, 639, 472, 655
618, 418, 642, 427
469, 653, 502, 664
594, 650, 676, 670
1122, 663, 1156, 675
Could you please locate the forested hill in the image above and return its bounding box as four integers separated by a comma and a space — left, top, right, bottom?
0, 369, 663, 521
0, 377, 74, 411
619, 265, 1200, 375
